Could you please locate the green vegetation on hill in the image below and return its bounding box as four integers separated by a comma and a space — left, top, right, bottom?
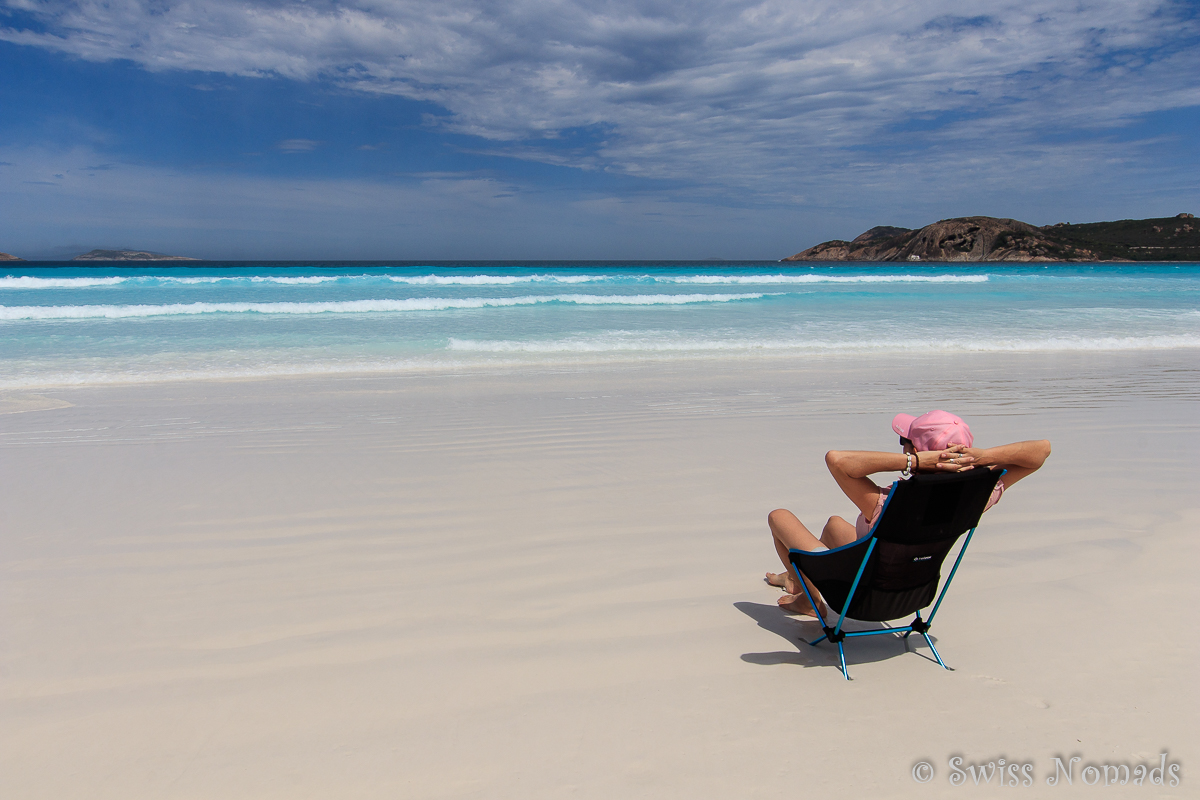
1042, 215, 1198, 261
785, 213, 1199, 262
72, 249, 198, 261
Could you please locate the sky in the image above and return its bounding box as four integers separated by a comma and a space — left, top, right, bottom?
1, 0, 1198, 260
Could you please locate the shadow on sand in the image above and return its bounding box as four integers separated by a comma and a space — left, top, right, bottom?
734, 601, 947, 674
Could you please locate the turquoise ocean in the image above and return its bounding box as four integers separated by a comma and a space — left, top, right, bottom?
2, 262, 1198, 389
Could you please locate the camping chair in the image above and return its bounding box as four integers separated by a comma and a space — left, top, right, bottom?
788, 467, 1005, 680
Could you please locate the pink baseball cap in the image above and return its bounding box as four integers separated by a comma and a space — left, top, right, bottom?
892, 410, 974, 451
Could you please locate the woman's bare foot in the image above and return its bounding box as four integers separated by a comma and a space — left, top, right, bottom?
777, 593, 827, 618
777, 593, 817, 616
765, 571, 800, 594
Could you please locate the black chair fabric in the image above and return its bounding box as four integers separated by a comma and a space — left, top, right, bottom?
790, 468, 1002, 622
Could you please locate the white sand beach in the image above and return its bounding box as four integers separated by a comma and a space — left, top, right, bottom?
2, 352, 1196, 798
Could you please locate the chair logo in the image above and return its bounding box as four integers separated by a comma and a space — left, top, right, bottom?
913, 555, 933, 561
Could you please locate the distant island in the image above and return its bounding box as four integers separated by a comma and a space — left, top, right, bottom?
785, 214, 1198, 262
0, 251, 24, 261
72, 249, 199, 261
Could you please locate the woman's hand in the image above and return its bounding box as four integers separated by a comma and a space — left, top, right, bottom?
941, 444, 984, 470
943, 440, 1052, 487
916, 447, 978, 472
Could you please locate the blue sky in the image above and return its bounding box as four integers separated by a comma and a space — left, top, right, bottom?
1, 0, 1198, 259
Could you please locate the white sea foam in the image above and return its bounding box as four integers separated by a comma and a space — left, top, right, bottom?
0, 293, 765, 320
1, 272, 991, 290
179, 275, 349, 284
0, 274, 371, 288
6, 333, 1198, 390
0, 276, 129, 288
447, 333, 1200, 354
657, 274, 989, 284
385, 273, 990, 285
139, 275, 359, 285
387, 273, 603, 285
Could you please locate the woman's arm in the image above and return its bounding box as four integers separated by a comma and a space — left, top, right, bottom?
825, 449, 965, 518
825, 451, 891, 519
947, 439, 1051, 488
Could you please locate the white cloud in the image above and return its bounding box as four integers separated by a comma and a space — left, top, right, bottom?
277, 138, 323, 152
1, 1, 1198, 198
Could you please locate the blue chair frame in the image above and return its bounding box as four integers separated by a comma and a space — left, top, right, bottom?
787, 470, 1004, 680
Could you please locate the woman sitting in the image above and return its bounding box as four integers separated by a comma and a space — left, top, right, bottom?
765, 410, 1051, 616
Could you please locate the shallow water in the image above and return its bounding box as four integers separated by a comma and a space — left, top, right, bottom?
2, 261, 1198, 387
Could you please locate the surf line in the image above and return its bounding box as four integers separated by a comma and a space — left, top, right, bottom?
0, 293, 770, 320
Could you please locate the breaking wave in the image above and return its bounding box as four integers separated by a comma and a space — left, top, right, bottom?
0, 293, 766, 320
1, 272, 989, 290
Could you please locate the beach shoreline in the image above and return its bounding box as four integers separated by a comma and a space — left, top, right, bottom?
2, 353, 1197, 798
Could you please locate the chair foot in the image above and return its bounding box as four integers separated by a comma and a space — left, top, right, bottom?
837, 641, 851, 680
921, 632, 952, 670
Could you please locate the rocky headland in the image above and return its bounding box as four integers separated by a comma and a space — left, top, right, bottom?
785, 214, 1198, 262
0, 252, 25, 261
72, 249, 199, 261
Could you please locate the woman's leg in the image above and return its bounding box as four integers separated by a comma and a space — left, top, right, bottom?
820, 515, 858, 548
767, 512, 859, 582
765, 509, 830, 616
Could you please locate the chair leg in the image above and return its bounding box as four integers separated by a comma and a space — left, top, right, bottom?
805, 633, 828, 647
921, 632, 951, 670
837, 640, 850, 680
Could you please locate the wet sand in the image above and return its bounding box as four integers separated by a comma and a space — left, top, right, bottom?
2, 351, 1196, 798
